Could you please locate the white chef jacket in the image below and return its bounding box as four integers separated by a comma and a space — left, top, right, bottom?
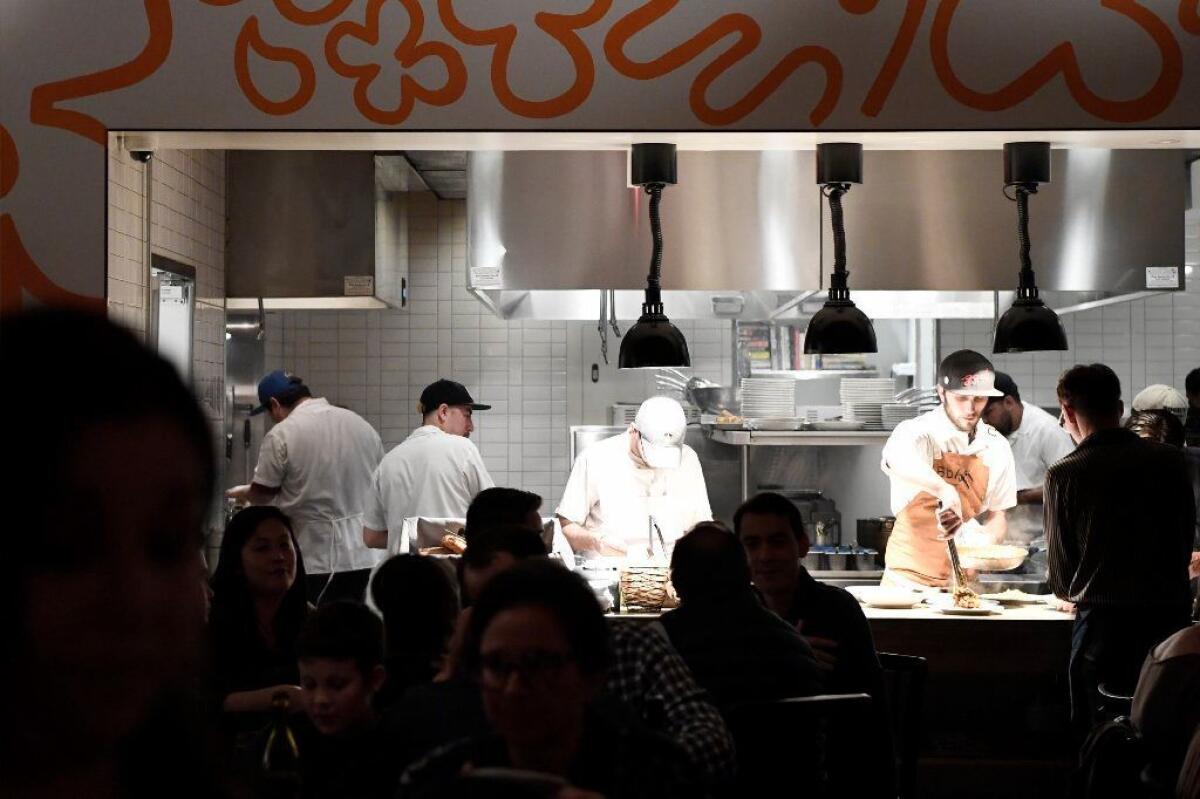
880, 406, 1018, 586
253, 398, 385, 575
1007, 401, 1076, 491
363, 425, 494, 543
881, 406, 1018, 520
555, 431, 712, 560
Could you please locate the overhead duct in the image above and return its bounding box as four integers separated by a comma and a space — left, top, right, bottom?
467, 149, 1187, 320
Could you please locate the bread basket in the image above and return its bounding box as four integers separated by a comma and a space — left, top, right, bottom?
619, 565, 670, 612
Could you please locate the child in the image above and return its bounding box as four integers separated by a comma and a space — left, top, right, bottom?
296, 601, 397, 798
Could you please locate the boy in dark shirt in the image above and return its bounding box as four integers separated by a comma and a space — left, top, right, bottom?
295, 602, 398, 799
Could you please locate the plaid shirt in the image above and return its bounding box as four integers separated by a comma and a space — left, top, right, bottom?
606, 621, 736, 785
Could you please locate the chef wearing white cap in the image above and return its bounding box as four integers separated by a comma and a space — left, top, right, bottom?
880, 350, 1018, 588
556, 396, 713, 560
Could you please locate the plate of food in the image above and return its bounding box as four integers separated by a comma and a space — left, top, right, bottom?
979, 589, 1052, 605
712, 410, 744, 430
928, 592, 1001, 615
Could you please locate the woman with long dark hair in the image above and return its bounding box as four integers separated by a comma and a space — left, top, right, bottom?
209, 505, 311, 728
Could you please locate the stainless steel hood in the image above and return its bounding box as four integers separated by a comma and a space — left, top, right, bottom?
467, 149, 1188, 320
226, 151, 419, 310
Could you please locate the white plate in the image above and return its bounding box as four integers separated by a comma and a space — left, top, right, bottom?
936, 604, 1001, 616
810, 420, 867, 431
865, 599, 925, 609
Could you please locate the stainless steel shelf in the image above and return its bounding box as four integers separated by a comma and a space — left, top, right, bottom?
709, 429, 891, 447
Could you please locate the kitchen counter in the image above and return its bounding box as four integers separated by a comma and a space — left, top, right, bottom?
862, 603, 1073, 621
867, 601, 1075, 799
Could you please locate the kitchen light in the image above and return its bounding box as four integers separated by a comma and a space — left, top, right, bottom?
804, 142, 878, 355
993, 142, 1069, 353
619, 143, 691, 369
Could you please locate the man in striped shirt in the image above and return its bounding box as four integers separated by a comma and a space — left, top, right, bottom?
1044, 364, 1194, 740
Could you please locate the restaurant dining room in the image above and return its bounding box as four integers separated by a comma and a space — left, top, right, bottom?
4, 2, 1200, 797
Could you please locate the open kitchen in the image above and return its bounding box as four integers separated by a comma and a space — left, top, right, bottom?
5, 3, 1200, 798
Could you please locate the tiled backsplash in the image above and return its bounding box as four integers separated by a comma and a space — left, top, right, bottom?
265, 195, 733, 510
939, 287, 1200, 408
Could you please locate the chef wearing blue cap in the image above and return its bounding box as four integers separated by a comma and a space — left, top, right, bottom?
227, 370, 384, 604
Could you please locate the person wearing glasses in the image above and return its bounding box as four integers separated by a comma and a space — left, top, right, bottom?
396, 560, 700, 797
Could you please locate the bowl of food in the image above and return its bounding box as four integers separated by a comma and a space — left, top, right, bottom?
956, 544, 1028, 572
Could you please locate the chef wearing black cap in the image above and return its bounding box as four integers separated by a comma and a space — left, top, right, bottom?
879, 350, 1018, 588
362, 379, 494, 551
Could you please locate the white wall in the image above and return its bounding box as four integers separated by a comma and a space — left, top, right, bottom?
939, 289, 1200, 408
106, 147, 227, 536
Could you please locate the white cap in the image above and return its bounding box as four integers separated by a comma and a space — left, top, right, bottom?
633, 396, 687, 469
1132, 384, 1188, 413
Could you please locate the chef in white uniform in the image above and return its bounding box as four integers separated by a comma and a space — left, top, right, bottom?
556, 396, 712, 560
228, 371, 384, 604
981, 372, 1076, 546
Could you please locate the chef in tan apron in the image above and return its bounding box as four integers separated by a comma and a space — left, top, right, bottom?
880, 350, 1018, 588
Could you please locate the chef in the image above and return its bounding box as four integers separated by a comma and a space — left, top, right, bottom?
880, 350, 1018, 588
556, 396, 712, 560
981, 372, 1076, 546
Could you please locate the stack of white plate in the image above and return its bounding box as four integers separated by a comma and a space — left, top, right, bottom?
839, 378, 895, 430
882, 403, 922, 429
741, 377, 796, 419
844, 403, 885, 429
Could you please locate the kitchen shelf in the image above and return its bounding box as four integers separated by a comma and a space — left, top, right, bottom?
708, 429, 891, 447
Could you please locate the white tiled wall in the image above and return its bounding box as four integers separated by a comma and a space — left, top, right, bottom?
264, 194, 572, 506
264, 194, 735, 510
938, 286, 1200, 408
106, 147, 227, 519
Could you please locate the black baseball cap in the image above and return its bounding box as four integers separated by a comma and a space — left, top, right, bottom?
991, 371, 1021, 401
419, 379, 491, 414
937, 350, 1003, 397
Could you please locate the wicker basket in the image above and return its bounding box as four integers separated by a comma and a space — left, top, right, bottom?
619, 566, 670, 612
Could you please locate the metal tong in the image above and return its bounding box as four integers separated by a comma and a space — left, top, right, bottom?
937, 500, 971, 591
946, 536, 969, 589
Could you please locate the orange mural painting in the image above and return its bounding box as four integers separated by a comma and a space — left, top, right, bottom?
1, 216, 105, 315
273, 0, 354, 26
29, 0, 173, 146
235, 16, 318, 115
840, 0, 927, 117
603, 0, 841, 127
1181, 0, 1200, 34
931, 0, 1182, 123
438, 0, 611, 118
325, 0, 467, 125
0, 125, 17, 199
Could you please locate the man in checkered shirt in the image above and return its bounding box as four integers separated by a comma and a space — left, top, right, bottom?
606, 621, 736, 786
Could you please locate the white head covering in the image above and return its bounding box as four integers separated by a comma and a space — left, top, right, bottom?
633, 396, 687, 469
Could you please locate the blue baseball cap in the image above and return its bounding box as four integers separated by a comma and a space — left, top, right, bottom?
252, 370, 301, 415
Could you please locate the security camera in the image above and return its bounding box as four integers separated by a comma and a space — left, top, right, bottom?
129, 149, 154, 163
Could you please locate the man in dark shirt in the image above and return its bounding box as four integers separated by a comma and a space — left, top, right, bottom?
660, 522, 821, 707
1045, 364, 1194, 739
1185, 367, 1200, 448
733, 492, 895, 798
